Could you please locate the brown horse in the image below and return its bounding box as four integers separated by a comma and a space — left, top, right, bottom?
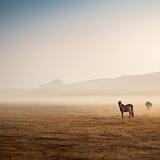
118, 101, 134, 118
145, 101, 152, 110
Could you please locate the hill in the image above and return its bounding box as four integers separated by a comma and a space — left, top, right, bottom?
34, 71, 160, 96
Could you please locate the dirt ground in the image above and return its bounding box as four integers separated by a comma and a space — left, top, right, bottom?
0, 102, 160, 160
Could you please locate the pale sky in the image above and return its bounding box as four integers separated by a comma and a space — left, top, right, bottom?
1, 0, 160, 88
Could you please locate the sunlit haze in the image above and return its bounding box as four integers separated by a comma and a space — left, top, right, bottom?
1, 0, 160, 88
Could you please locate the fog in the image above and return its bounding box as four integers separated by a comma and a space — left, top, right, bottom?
0, 95, 160, 106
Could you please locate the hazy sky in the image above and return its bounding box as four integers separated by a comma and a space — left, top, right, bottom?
1, 0, 160, 88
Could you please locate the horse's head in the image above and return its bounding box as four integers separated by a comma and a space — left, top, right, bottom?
118, 101, 122, 107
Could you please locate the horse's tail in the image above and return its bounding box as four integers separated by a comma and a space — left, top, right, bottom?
131, 105, 134, 117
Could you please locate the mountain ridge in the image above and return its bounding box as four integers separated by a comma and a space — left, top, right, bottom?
41, 71, 160, 87
1, 71, 160, 96
34, 71, 160, 96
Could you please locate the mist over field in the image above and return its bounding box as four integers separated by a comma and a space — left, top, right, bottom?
0, 95, 160, 106
1, 1, 160, 160
1, 71, 160, 106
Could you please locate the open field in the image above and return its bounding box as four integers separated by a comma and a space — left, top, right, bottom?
0, 101, 160, 160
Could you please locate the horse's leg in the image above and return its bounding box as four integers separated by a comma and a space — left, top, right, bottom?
129, 111, 131, 118
121, 112, 123, 119
132, 109, 134, 118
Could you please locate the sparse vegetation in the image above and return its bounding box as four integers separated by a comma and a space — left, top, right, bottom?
0, 103, 160, 160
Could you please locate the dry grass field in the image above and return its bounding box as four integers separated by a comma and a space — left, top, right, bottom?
0, 101, 160, 160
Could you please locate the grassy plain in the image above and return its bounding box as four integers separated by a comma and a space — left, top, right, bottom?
0, 101, 160, 160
